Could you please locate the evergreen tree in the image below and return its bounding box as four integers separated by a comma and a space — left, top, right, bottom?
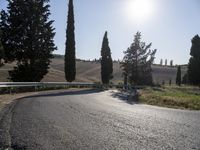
0, 29, 4, 66
101, 31, 113, 84
169, 79, 172, 86
188, 35, 200, 85
121, 60, 129, 86
65, 0, 76, 82
176, 66, 181, 86
121, 32, 156, 85
165, 59, 167, 66
0, 0, 56, 82
160, 59, 163, 66
170, 60, 173, 67
182, 73, 188, 84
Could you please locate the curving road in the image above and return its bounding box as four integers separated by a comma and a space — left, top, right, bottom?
0, 89, 200, 150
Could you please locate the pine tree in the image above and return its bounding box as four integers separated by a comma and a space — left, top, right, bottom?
188, 35, 200, 85
176, 66, 181, 86
121, 60, 129, 86
121, 32, 156, 85
0, 0, 56, 82
65, 0, 76, 82
101, 31, 113, 84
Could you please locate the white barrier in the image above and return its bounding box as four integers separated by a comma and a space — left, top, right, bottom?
0, 82, 99, 88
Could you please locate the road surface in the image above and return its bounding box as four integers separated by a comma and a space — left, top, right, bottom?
0, 89, 200, 150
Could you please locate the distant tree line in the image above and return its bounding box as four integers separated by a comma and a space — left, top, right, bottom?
159, 59, 174, 67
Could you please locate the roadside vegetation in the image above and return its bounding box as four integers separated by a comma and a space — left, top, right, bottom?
139, 86, 200, 110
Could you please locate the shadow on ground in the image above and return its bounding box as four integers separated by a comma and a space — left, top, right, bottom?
11, 145, 26, 150
0, 145, 26, 150
111, 90, 139, 105
25, 89, 103, 99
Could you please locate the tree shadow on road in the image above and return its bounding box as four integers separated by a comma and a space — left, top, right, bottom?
12, 145, 26, 150
111, 90, 139, 105
26, 89, 103, 99
0, 145, 26, 150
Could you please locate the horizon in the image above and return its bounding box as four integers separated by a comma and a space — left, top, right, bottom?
1, 0, 200, 65
52, 53, 189, 66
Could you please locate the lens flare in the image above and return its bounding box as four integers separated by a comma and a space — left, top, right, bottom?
124, 0, 156, 23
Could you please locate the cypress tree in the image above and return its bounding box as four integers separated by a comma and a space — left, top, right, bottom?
0, 0, 56, 82
176, 66, 181, 86
101, 31, 113, 84
160, 59, 163, 66
188, 35, 200, 85
65, 0, 76, 82
170, 60, 173, 67
165, 59, 167, 66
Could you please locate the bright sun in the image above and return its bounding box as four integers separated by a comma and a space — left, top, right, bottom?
124, 0, 156, 23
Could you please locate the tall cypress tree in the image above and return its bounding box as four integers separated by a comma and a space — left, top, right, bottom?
0, 0, 56, 82
165, 59, 167, 66
65, 0, 76, 82
176, 66, 181, 86
101, 31, 113, 84
188, 35, 200, 85
160, 59, 163, 66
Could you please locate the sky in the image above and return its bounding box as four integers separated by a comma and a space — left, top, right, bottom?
1, 0, 200, 65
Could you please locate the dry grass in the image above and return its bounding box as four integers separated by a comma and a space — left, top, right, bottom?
40, 59, 188, 84
139, 86, 200, 110
0, 92, 39, 110
0, 57, 187, 83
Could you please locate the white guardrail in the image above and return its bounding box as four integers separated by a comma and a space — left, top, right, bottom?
0, 82, 145, 89
0, 82, 102, 88
0, 82, 145, 95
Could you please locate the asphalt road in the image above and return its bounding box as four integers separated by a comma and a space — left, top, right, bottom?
0, 89, 200, 150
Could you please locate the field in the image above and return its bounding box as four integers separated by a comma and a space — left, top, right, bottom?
139, 86, 200, 110
0, 57, 187, 84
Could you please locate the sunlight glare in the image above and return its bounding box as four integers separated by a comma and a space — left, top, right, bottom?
124, 0, 156, 23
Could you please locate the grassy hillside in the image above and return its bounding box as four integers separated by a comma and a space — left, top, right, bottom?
139, 86, 200, 110
43, 58, 122, 83
0, 57, 187, 84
